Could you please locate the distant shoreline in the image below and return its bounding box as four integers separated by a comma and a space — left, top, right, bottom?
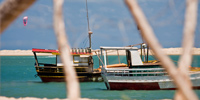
0, 48, 200, 56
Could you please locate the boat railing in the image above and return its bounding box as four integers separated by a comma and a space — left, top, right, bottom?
104, 68, 165, 71
190, 72, 200, 78
35, 65, 63, 73
101, 68, 200, 79
101, 68, 166, 76
35, 64, 90, 73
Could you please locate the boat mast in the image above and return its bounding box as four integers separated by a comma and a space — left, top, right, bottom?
86, 0, 92, 53
89, 31, 92, 52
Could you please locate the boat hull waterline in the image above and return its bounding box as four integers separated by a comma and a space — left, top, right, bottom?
102, 73, 200, 90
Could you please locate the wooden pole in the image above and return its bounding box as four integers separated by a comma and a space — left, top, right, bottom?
89, 31, 92, 52
143, 44, 146, 62
117, 50, 121, 64
98, 50, 101, 66
147, 45, 149, 62
33, 52, 39, 66
140, 44, 143, 61
106, 50, 109, 65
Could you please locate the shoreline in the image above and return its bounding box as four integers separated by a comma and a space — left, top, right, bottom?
0, 48, 200, 56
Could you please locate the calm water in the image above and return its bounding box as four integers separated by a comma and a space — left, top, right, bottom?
0, 55, 200, 99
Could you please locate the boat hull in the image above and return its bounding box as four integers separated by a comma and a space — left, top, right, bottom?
101, 72, 200, 90
107, 82, 200, 90
40, 76, 65, 82
109, 82, 160, 90
37, 72, 103, 82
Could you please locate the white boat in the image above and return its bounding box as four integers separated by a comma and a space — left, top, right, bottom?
100, 46, 200, 90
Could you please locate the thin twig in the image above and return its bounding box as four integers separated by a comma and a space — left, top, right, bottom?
178, 0, 198, 73
124, 0, 198, 100
178, 0, 198, 75
53, 0, 80, 99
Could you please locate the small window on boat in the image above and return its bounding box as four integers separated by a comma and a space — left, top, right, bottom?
57, 55, 61, 63
57, 55, 62, 66
37, 55, 57, 66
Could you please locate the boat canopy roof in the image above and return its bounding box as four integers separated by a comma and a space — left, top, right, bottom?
32, 48, 92, 55
100, 46, 138, 50
32, 48, 59, 53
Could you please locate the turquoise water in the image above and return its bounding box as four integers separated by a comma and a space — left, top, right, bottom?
0, 55, 200, 99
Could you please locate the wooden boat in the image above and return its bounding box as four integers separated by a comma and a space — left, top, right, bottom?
100, 46, 200, 90
32, 48, 102, 82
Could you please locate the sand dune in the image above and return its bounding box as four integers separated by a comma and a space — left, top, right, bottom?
93, 48, 200, 55
0, 50, 51, 56
0, 48, 200, 56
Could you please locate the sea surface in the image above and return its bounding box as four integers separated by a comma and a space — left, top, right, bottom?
1, 55, 200, 100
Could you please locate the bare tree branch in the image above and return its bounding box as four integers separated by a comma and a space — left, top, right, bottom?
53, 0, 80, 99
0, 0, 35, 33
175, 0, 198, 99
124, 0, 198, 100
179, 0, 198, 74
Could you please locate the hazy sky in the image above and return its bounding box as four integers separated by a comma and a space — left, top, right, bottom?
0, 0, 200, 50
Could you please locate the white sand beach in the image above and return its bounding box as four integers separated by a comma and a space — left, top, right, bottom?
0, 48, 200, 56
0, 50, 51, 56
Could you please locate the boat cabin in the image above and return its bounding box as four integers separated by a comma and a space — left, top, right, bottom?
99, 46, 161, 69
32, 48, 93, 73
99, 46, 200, 90
32, 48, 96, 82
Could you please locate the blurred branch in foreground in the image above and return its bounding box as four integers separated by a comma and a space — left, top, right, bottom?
124, 0, 198, 100
175, 0, 198, 99
53, 0, 80, 100
0, 0, 35, 34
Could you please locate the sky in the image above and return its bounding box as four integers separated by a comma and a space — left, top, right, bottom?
0, 0, 200, 50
